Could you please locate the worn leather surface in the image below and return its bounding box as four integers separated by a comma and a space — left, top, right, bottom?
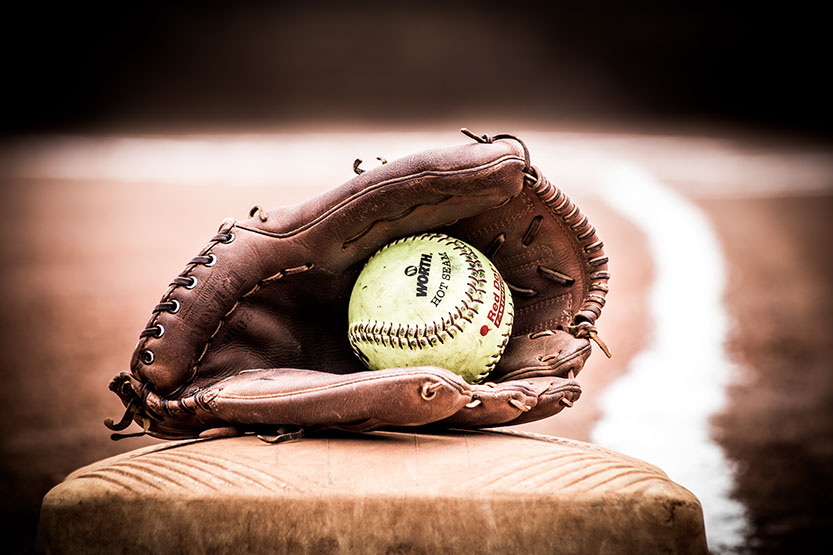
107, 132, 609, 439
36, 431, 706, 554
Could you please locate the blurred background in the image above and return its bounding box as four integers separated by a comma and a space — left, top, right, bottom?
1, 2, 831, 553
3, 1, 831, 138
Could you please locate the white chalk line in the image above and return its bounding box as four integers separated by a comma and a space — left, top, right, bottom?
3, 130, 831, 198
589, 162, 750, 553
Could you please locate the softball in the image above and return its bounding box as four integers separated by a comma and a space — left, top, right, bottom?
347, 233, 514, 384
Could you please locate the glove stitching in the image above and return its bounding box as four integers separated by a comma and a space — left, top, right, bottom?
483, 233, 505, 258
342, 200, 454, 248
136, 224, 316, 400
236, 155, 525, 240
584, 240, 605, 253
449, 194, 535, 240
188, 263, 314, 384
513, 294, 572, 332
136, 220, 237, 376
526, 168, 610, 339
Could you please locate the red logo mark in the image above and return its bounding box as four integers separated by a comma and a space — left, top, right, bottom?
480, 325, 490, 336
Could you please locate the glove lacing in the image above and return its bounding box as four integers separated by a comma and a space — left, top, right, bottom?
462, 128, 611, 359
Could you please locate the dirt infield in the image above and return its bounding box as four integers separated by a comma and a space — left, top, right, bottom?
705, 196, 833, 553
1, 134, 831, 553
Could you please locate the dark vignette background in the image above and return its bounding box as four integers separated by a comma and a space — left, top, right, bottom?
2, 1, 831, 139
0, 2, 830, 554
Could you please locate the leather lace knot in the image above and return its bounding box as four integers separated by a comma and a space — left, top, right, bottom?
569, 323, 612, 358
461, 128, 531, 174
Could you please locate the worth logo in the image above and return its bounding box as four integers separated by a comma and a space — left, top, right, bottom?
414, 253, 432, 297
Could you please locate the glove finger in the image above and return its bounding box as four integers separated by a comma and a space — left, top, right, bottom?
501, 376, 582, 426
446, 158, 610, 353
205, 367, 472, 429
256, 140, 526, 278
492, 329, 591, 382
439, 376, 578, 428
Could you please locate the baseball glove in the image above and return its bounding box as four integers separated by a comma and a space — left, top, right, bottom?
106, 129, 610, 441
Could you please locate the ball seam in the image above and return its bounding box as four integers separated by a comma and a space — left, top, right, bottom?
348, 233, 511, 381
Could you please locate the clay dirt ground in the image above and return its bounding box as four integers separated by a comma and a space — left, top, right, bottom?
0, 135, 831, 554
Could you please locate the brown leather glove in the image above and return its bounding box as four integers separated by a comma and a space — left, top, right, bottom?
106, 129, 610, 441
